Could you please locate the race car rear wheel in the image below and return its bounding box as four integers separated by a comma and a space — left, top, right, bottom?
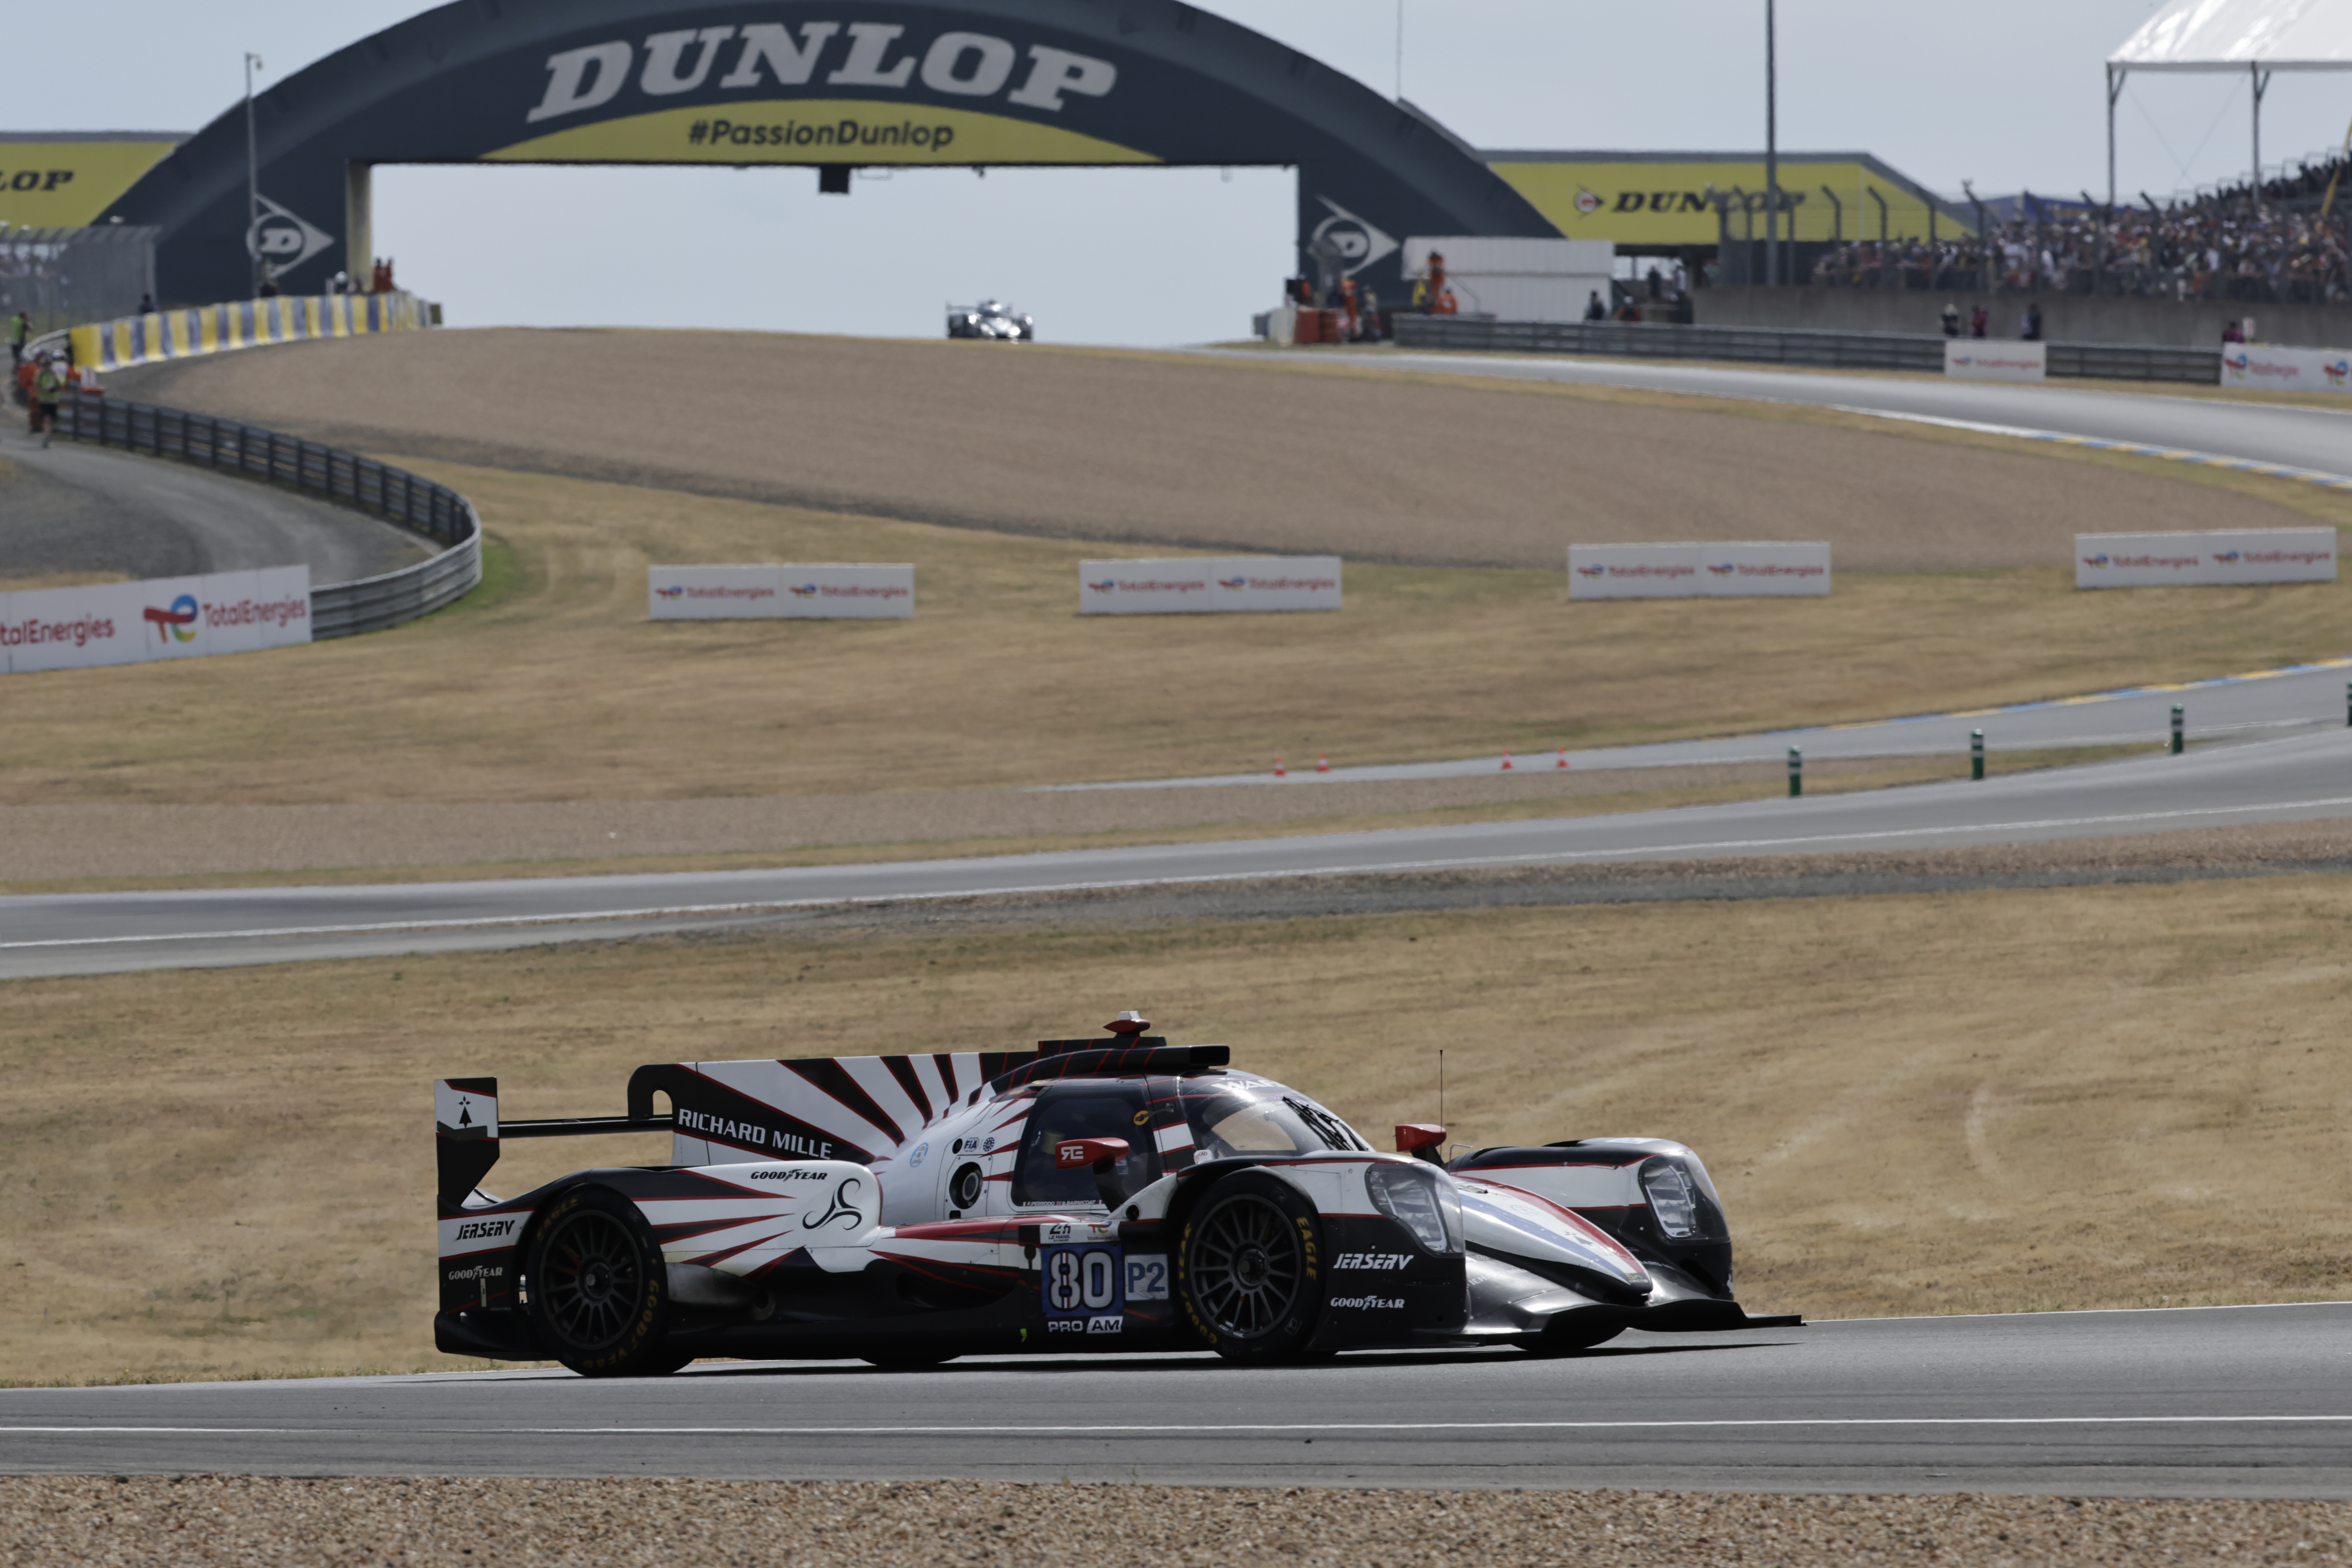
523, 1186, 677, 1377
1180, 1172, 1324, 1363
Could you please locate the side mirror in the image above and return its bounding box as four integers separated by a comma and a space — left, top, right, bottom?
1394, 1124, 1448, 1165
1055, 1137, 1132, 1208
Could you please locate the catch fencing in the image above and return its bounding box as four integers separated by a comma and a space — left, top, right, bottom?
55, 388, 482, 639
1389, 315, 2221, 384
0, 225, 158, 337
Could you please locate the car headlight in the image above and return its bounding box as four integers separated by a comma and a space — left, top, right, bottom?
1640, 1156, 1704, 1240
1365, 1162, 1463, 1255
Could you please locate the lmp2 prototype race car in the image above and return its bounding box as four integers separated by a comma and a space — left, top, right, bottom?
434, 1015, 1797, 1375
945, 298, 1035, 340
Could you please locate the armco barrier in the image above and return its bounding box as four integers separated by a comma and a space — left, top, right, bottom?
61, 290, 434, 375
56, 388, 482, 640
1388, 315, 2221, 384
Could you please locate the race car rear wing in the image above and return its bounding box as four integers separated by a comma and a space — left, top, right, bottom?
435, 1074, 677, 1208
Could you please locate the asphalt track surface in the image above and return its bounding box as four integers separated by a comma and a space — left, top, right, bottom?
4, 1305, 2347, 1495
3, 436, 427, 585
1210, 345, 2352, 477
8, 725, 2351, 978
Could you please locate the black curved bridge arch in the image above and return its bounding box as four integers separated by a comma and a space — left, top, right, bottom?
104, 0, 1558, 307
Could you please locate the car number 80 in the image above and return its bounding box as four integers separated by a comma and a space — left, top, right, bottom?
1047, 1247, 1118, 1312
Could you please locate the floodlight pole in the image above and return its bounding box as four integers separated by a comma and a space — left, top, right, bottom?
1394, 0, 1405, 101
1764, 0, 1779, 288
244, 52, 264, 293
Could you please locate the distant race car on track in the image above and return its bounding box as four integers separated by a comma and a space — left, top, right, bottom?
946, 299, 1034, 340
433, 1014, 1798, 1374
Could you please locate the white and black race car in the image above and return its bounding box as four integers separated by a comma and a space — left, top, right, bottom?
945, 299, 1034, 340
433, 1015, 1798, 1375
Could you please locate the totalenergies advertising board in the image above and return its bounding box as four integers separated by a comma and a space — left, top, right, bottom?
648, 564, 914, 619
1570, 543, 1830, 600
1080, 558, 1342, 615
2075, 529, 2335, 589
2221, 345, 2352, 394
1486, 154, 1967, 247
0, 567, 310, 674
0, 133, 183, 228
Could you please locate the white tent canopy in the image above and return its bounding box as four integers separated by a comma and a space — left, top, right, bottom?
2104, 0, 2352, 205
2113, 0, 2352, 71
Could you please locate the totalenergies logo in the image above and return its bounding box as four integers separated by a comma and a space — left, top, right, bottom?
1573, 564, 1606, 579
2213, 550, 2243, 564
788, 582, 819, 599
1086, 578, 1117, 594
1706, 562, 1736, 577
143, 593, 198, 644
2224, 349, 2250, 379
1217, 576, 1247, 591
2328, 359, 2350, 387
2081, 553, 2111, 569
653, 584, 685, 599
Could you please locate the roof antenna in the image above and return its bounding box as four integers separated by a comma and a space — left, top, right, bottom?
1107, 1010, 1150, 1037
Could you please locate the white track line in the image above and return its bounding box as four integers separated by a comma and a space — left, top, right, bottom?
10, 791, 2352, 952
5, 1415, 2350, 1436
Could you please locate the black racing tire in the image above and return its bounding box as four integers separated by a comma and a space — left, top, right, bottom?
523, 1186, 677, 1378
1515, 1320, 1623, 1357
1179, 1171, 1325, 1363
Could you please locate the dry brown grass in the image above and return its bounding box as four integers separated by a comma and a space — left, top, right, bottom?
0, 458, 2341, 812
7, 872, 2352, 1385
111, 328, 2331, 572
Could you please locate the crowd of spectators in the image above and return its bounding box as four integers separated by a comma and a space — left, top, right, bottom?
1805, 156, 2352, 305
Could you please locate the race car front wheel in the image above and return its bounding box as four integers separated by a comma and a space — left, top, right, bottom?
524, 1186, 678, 1377
1180, 1172, 1325, 1363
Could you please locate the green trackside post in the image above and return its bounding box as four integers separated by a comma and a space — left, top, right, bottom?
1788, 746, 1802, 797
1971, 729, 1985, 781
2170, 704, 2185, 755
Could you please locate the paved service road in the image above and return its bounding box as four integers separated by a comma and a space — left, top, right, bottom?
6, 726, 2351, 977
1211, 346, 2352, 477
3, 1305, 2347, 1495
1063, 650, 2352, 788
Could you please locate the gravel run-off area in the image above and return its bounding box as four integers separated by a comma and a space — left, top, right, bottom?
4, 1475, 2350, 1566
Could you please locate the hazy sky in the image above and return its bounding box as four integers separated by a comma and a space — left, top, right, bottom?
17, 1, 2352, 343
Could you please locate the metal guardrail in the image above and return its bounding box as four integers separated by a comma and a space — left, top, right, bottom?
1388, 315, 2223, 384
56, 388, 483, 640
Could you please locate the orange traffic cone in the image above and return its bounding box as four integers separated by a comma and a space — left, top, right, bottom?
1556, 748, 1569, 770
1274, 758, 1286, 778
1500, 749, 1514, 771
1316, 753, 1329, 774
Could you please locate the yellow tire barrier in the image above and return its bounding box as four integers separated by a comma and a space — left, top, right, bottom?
67, 290, 434, 374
